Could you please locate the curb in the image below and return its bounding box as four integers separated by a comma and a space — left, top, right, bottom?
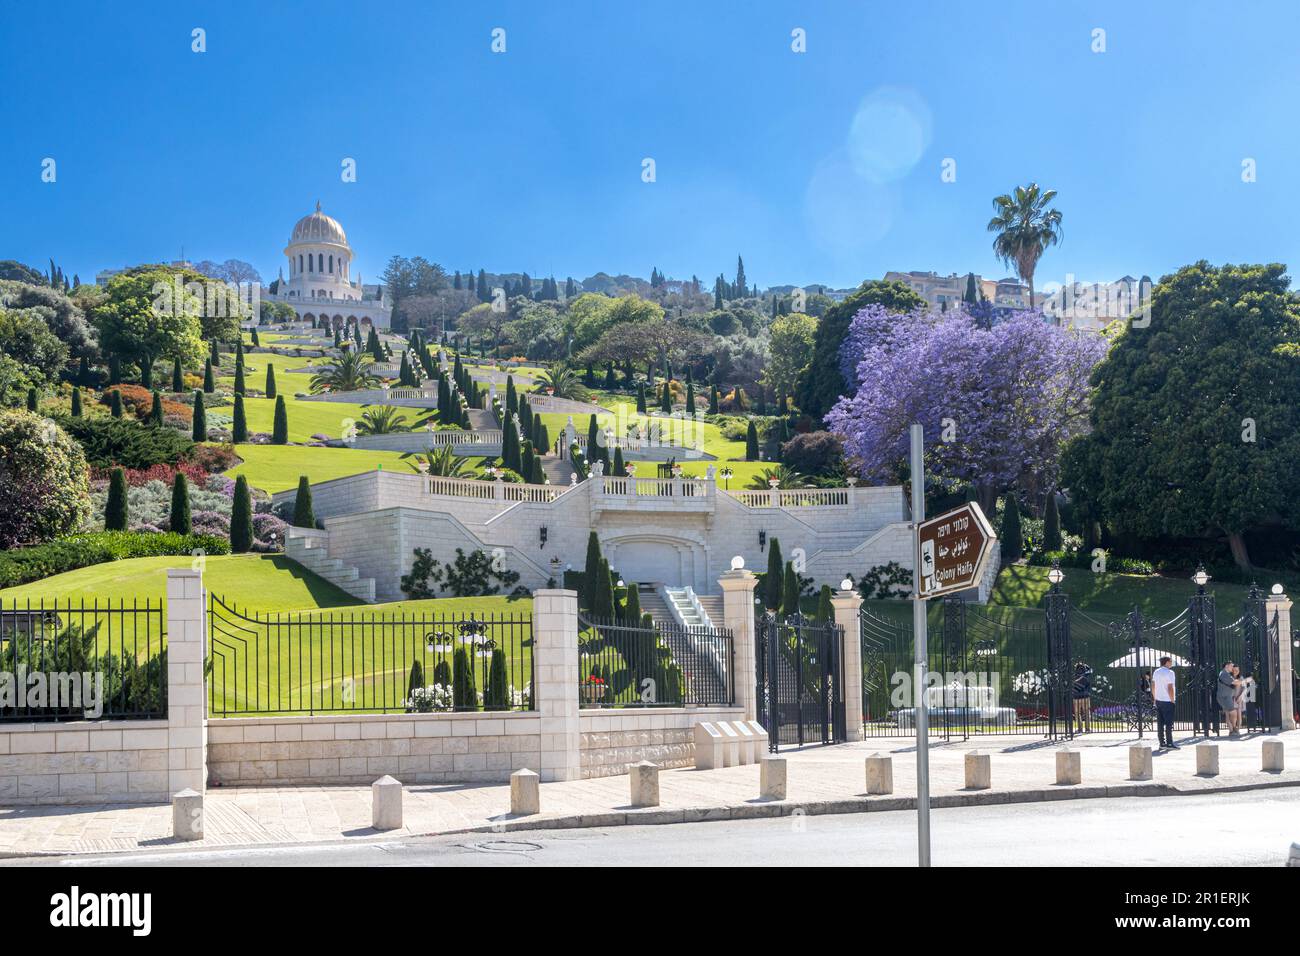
2, 773, 1297, 859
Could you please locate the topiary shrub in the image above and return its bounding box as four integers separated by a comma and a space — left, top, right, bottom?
230, 474, 253, 552
0, 410, 91, 548
292, 475, 315, 528
483, 648, 509, 710
452, 647, 477, 710
104, 466, 129, 531
168, 472, 191, 534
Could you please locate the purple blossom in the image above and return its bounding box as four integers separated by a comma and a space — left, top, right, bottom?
191, 510, 231, 536
827, 310, 1108, 494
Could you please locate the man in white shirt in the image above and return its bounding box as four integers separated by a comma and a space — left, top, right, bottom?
1152, 656, 1177, 750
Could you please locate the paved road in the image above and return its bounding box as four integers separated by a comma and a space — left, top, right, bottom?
11, 789, 1297, 867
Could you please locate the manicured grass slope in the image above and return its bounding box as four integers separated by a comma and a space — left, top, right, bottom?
224, 444, 418, 494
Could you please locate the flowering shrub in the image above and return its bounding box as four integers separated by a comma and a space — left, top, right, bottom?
99, 384, 154, 416
405, 683, 454, 713
1012, 669, 1049, 696
189, 444, 240, 473
252, 512, 287, 551
90, 461, 208, 488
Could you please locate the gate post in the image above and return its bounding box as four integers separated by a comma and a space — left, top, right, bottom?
1044, 573, 1072, 740
1265, 589, 1295, 731
831, 587, 864, 741
165, 568, 207, 795
719, 567, 759, 720
534, 588, 581, 782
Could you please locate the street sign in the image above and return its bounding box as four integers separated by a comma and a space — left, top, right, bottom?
916, 502, 997, 599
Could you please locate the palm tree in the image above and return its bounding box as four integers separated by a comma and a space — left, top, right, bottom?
310, 346, 379, 393
410, 444, 475, 478
746, 464, 807, 490
356, 406, 411, 435
534, 367, 590, 401
986, 183, 1063, 312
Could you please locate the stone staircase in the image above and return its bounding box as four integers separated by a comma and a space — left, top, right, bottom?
696, 594, 724, 626
638, 587, 731, 705
540, 456, 575, 485
284, 530, 377, 603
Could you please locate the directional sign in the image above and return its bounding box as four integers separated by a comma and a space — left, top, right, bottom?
916, 502, 997, 599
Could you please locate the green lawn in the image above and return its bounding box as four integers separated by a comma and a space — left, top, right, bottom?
234, 395, 435, 443
990, 564, 1253, 620
224, 444, 420, 494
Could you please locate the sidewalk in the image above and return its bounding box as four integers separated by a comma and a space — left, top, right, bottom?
1, 730, 1296, 857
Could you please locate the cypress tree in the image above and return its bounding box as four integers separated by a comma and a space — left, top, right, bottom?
293, 475, 315, 528
660, 381, 672, 412
171, 356, 183, 393
745, 420, 759, 461
251, 328, 261, 347
232, 393, 248, 442
109, 356, 121, 385
452, 647, 477, 710
582, 531, 602, 611
407, 660, 425, 701
230, 475, 253, 553
636, 382, 647, 414
105, 467, 129, 531
265, 363, 277, 398
685, 382, 696, 415
815, 584, 833, 623
1001, 494, 1023, 562
70, 387, 82, 417
708, 384, 719, 414
782, 562, 801, 619
502, 415, 520, 473
612, 446, 626, 477
520, 440, 535, 483
234, 358, 245, 395
272, 395, 288, 444
209, 339, 220, 368
483, 648, 509, 710
1044, 493, 1062, 552
140, 356, 153, 389
505, 375, 517, 417
586, 414, 599, 461
593, 558, 615, 619
26, 387, 37, 412
109, 389, 123, 418
529, 453, 546, 486
77, 355, 89, 386
203, 358, 215, 393
149, 389, 164, 426
624, 582, 641, 623
191, 390, 206, 441
764, 537, 784, 611
169, 472, 191, 534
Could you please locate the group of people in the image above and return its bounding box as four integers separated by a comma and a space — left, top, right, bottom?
1069, 657, 1253, 750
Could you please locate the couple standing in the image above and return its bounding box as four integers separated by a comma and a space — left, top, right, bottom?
1216, 660, 1249, 736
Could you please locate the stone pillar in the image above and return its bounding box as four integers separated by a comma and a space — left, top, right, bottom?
1266, 592, 1295, 731
165, 569, 207, 795
534, 589, 581, 782
719, 568, 759, 720
831, 588, 864, 741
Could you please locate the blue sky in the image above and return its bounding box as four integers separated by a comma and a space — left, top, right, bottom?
2, 0, 1299, 292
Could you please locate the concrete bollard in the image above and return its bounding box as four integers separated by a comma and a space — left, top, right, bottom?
510, 768, 540, 815
717, 721, 741, 767
731, 721, 762, 764
760, 756, 787, 800
1196, 742, 1220, 777
630, 760, 660, 807
171, 788, 203, 842
865, 753, 894, 795
1262, 739, 1285, 772
371, 775, 403, 830
964, 751, 991, 790
1129, 744, 1153, 781
1055, 748, 1082, 786
693, 722, 724, 770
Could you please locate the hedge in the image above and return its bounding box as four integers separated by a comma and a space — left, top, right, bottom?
0, 531, 230, 590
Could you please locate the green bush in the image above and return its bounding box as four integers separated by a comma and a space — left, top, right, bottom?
51, 413, 193, 469
0, 410, 91, 549
0, 531, 229, 589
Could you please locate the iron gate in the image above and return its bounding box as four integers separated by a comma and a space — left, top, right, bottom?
756, 612, 846, 751
858, 582, 1283, 741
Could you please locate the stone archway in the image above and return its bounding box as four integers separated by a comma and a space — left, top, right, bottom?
602, 531, 710, 591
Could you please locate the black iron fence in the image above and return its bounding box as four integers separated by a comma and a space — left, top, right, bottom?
0, 598, 167, 722
859, 582, 1283, 741
757, 612, 845, 751
577, 613, 734, 707
208, 594, 533, 716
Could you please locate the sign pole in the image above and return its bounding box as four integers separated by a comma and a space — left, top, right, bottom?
910, 422, 931, 868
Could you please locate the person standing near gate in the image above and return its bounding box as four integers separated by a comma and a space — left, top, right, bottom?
1216, 660, 1240, 737
1153, 657, 1177, 749
1072, 661, 1093, 733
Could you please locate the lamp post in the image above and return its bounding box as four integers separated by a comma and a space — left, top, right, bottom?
719, 466, 733, 491
1189, 563, 1215, 737
1045, 559, 1070, 740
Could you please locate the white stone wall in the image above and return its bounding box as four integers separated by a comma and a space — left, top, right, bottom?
277, 471, 918, 600
207, 713, 543, 786
0, 721, 173, 805
579, 706, 745, 778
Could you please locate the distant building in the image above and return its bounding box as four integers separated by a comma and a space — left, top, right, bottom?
261, 202, 391, 330
1040, 275, 1152, 331
882, 270, 1031, 312
95, 260, 192, 287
